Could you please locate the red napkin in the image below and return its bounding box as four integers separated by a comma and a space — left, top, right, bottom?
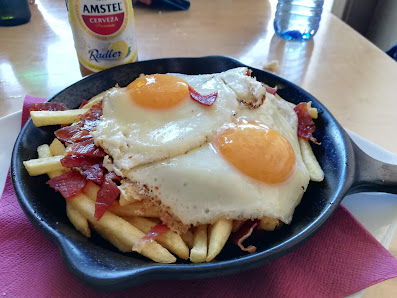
1, 96, 397, 297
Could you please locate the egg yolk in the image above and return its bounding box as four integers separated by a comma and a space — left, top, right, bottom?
127, 74, 189, 109
213, 123, 296, 184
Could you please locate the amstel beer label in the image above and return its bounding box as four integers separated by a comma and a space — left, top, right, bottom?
68, 0, 138, 72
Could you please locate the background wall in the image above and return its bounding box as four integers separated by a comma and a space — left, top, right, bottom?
366, 0, 397, 51
331, 0, 397, 51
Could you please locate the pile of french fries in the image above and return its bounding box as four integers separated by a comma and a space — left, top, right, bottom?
23, 89, 323, 264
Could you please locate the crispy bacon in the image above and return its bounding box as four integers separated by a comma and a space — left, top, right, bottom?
231, 219, 260, 253
81, 164, 105, 185
54, 101, 102, 144
188, 86, 218, 106
55, 124, 83, 143
79, 100, 89, 109
94, 174, 121, 220
46, 170, 87, 199
81, 102, 102, 121
293, 102, 318, 143
142, 224, 169, 241
69, 130, 93, 143
66, 139, 105, 158
61, 154, 103, 168
106, 171, 122, 182
266, 85, 278, 95
30, 102, 67, 112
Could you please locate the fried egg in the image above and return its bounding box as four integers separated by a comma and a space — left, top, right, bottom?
93, 67, 313, 227
92, 73, 240, 174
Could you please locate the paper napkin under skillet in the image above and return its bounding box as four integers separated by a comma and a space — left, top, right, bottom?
0, 95, 397, 297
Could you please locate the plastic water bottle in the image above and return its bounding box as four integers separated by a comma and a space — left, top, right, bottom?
274, 0, 324, 41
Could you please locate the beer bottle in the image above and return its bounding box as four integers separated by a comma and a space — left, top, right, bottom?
0, 0, 31, 26
66, 0, 138, 76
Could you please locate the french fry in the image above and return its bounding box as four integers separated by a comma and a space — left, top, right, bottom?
206, 218, 232, 262
81, 90, 107, 109
37, 144, 51, 158
23, 156, 65, 176
30, 108, 89, 127
125, 216, 189, 260
39, 139, 68, 178
298, 138, 324, 182
82, 181, 101, 201
190, 225, 208, 263
92, 224, 132, 252
109, 201, 161, 218
66, 201, 91, 237
181, 229, 194, 249
69, 193, 176, 263
306, 101, 318, 119
258, 216, 280, 231
119, 191, 139, 206
118, 184, 141, 206
49, 138, 66, 156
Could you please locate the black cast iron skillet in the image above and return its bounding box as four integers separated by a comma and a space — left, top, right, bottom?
11, 56, 397, 291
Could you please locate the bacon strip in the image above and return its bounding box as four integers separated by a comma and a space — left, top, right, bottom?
79, 100, 89, 109
30, 102, 67, 112
142, 224, 170, 241
54, 101, 102, 144
94, 173, 120, 220
106, 171, 122, 182
188, 86, 218, 106
66, 139, 106, 158
46, 170, 87, 199
293, 102, 318, 143
266, 85, 278, 95
81, 164, 105, 185
69, 129, 93, 143
55, 124, 83, 143
231, 219, 260, 253
61, 154, 103, 168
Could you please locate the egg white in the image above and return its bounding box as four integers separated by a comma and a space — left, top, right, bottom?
92, 73, 240, 174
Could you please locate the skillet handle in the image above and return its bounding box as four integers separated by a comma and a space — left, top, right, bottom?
348, 141, 397, 195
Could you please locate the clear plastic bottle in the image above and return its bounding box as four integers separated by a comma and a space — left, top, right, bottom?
274, 0, 324, 41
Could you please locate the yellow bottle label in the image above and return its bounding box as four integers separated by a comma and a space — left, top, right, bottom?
68, 0, 138, 72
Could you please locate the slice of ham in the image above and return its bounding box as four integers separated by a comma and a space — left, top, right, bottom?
266, 85, 278, 95
66, 139, 106, 158
293, 102, 318, 143
54, 101, 102, 144
106, 171, 122, 182
81, 164, 105, 185
69, 130, 93, 143
46, 170, 87, 199
30, 102, 67, 112
55, 124, 84, 144
188, 86, 218, 106
142, 224, 170, 241
231, 219, 260, 253
79, 100, 89, 109
94, 173, 121, 220
61, 154, 103, 168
